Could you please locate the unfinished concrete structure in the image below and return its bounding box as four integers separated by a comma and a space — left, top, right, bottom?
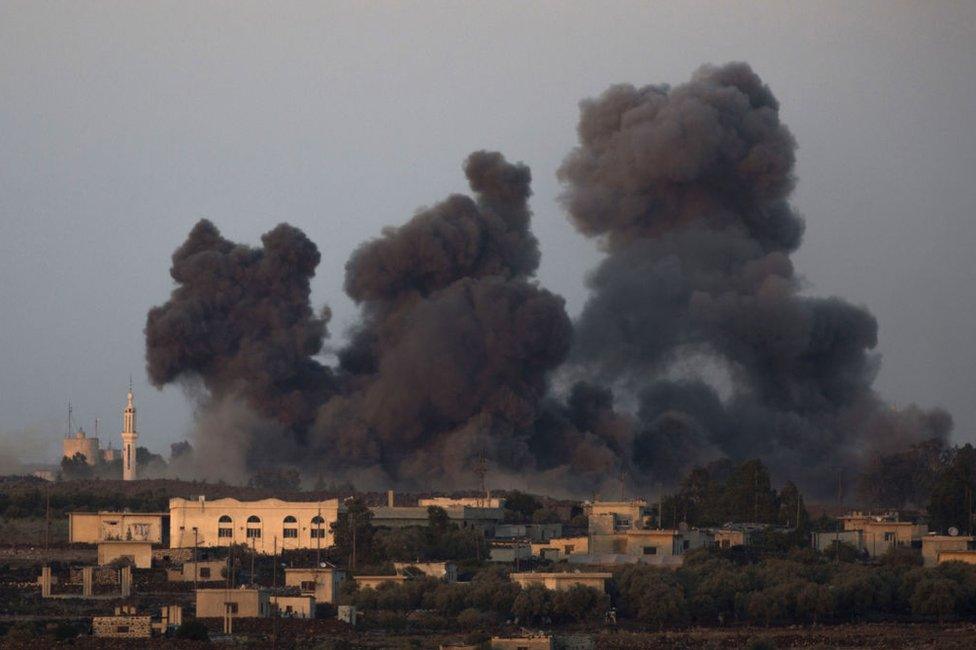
195, 587, 270, 618
97, 540, 153, 568
166, 558, 227, 582
510, 572, 611, 593
922, 535, 976, 567
284, 567, 344, 604
271, 594, 316, 618
392, 561, 457, 582
531, 536, 588, 560
69, 511, 168, 544
169, 496, 342, 554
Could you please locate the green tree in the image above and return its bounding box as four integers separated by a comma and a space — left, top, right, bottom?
928, 444, 976, 534
331, 497, 376, 569
910, 577, 961, 623
512, 585, 551, 624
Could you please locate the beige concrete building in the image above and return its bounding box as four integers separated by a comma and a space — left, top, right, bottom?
510, 572, 611, 593
589, 528, 710, 557
354, 575, 410, 589
937, 550, 976, 565
97, 540, 153, 568
922, 535, 975, 567
271, 595, 316, 618
585, 500, 652, 532
92, 614, 152, 639
284, 567, 344, 604
370, 501, 504, 532
69, 511, 167, 544
63, 426, 116, 465
419, 496, 505, 509
532, 536, 588, 560
196, 587, 270, 618
166, 559, 227, 582
393, 561, 457, 582
490, 638, 552, 650
169, 496, 342, 554
828, 512, 928, 558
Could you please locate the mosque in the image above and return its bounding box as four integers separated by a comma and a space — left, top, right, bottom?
62, 387, 140, 481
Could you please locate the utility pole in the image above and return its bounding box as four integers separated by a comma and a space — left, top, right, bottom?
250, 537, 256, 586
315, 506, 322, 567
193, 528, 199, 593
272, 536, 279, 650
44, 483, 51, 551
350, 511, 357, 572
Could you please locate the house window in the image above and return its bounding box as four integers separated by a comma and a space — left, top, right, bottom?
643, 546, 657, 555
225, 603, 238, 614
301, 580, 316, 592
311, 529, 326, 539
683, 540, 690, 550
884, 532, 895, 542
199, 567, 211, 579
564, 545, 574, 554
116, 626, 129, 634
283, 528, 298, 538
246, 528, 261, 539
218, 528, 233, 538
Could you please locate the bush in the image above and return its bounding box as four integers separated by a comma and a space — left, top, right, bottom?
174, 619, 209, 641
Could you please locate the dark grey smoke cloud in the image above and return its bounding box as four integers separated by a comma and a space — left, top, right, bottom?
145, 65, 951, 495
558, 62, 950, 489
145, 219, 337, 466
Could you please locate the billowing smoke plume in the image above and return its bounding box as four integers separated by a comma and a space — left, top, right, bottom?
557, 62, 950, 488
146, 64, 951, 495
145, 220, 337, 469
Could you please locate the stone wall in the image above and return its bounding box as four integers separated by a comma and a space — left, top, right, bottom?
92, 615, 151, 638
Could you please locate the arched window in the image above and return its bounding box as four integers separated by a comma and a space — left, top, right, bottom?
218, 515, 233, 539
246, 515, 262, 539
311, 515, 326, 539
283, 515, 298, 539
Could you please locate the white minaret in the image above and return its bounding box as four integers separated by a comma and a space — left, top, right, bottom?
121, 383, 138, 481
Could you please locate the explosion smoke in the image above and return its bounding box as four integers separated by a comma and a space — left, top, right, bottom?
558, 62, 950, 487
146, 64, 951, 495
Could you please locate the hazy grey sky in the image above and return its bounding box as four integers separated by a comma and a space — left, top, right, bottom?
2, 1, 974, 463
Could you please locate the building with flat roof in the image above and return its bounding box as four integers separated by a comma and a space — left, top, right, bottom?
196, 587, 270, 618
393, 561, 457, 582
370, 492, 504, 532
510, 572, 611, 592
69, 511, 168, 545
419, 496, 506, 509
284, 567, 344, 604
937, 550, 976, 565
98, 540, 153, 568
169, 497, 342, 554
271, 595, 315, 618
922, 535, 976, 567
166, 559, 227, 582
